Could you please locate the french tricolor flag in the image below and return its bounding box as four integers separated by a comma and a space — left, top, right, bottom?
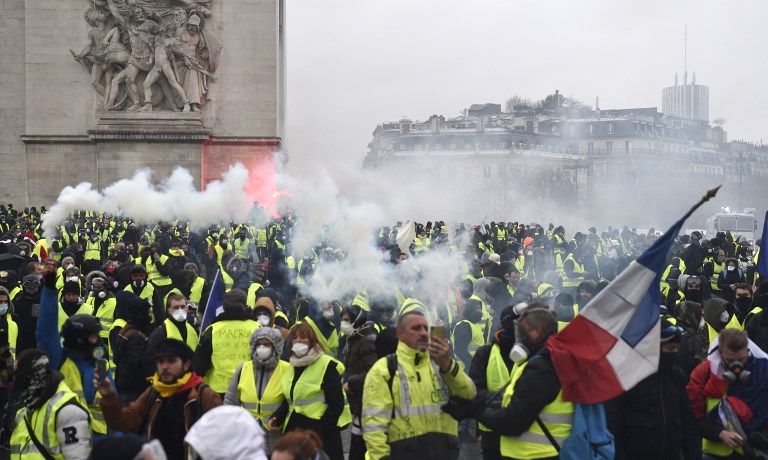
547, 187, 720, 404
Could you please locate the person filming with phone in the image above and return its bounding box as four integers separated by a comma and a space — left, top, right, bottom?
361, 304, 476, 460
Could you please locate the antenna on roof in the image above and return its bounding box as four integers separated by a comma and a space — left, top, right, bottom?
684, 24, 688, 85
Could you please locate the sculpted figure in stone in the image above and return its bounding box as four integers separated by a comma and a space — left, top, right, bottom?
73, 8, 130, 106
174, 14, 207, 112
140, 23, 191, 112
105, 1, 161, 111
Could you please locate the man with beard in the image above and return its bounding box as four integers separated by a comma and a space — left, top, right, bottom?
9, 349, 91, 459
95, 339, 221, 460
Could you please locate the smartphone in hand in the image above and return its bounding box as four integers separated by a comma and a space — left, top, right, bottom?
96, 358, 108, 384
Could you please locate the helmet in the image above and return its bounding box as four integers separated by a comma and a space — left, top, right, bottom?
62, 314, 103, 349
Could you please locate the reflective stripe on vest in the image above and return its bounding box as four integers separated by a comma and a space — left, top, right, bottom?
238, 360, 288, 425
282, 354, 351, 427
204, 320, 260, 393
164, 318, 199, 350
10, 381, 81, 459
500, 360, 574, 459
60, 358, 108, 435
702, 397, 742, 456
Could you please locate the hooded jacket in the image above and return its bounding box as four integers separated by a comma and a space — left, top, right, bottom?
223, 327, 285, 408
702, 298, 738, 345
185, 406, 267, 460
676, 301, 708, 378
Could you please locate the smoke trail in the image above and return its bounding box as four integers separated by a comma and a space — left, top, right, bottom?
41, 164, 251, 237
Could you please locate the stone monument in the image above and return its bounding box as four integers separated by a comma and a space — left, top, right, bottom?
0, 0, 285, 208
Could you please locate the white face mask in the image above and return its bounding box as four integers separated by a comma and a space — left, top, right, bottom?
322, 309, 335, 320
65, 263, 74, 270
256, 314, 271, 326
727, 266, 736, 271
66, 276, 78, 282
509, 343, 529, 364
292, 343, 309, 357
720, 311, 730, 323
171, 309, 187, 322
132, 279, 145, 288
340, 320, 355, 336
255, 345, 272, 361
0, 303, 8, 315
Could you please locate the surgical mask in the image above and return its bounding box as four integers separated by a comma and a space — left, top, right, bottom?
340, 320, 355, 336
292, 343, 309, 357
509, 343, 529, 364
0, 303, 8, 315
720, 311, 730, 323
66, 276, 78, 282
322, 309, 335, 320
727, 266, 736, 271
256, 314, 270, 326
255, 345, 272, 361
132, 279, 145, 288
65, 263, 74, 270
220, 238, 228, 245
171, 309, 187, 322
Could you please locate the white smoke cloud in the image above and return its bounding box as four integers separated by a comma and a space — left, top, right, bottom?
41, 164, 251, 237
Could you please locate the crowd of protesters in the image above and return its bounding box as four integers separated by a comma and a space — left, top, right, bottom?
0, 202, 765, 460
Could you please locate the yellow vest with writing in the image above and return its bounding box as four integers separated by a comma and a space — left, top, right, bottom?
204, 320, 260, 393
10, 381, 81, 460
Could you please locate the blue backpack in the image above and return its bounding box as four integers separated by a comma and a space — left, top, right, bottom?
536, 402, 615, 460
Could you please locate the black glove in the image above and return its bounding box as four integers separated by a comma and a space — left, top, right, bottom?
749, 430, 768, 449
441, 396, 475, 421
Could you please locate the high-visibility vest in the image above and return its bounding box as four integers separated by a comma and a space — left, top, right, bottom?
302, 316, 339, 357
4, 316, 17, 359
203, 319, 260, 393
238, 359, 289, 426
555, 252, 566, 276
10, 381, 82, 459
702, 396, 743, 457
256, 229, 268, 248
469, 294, 493, 342
743, 307, 763, 329
60, 357, 108, 435
282, 353, 351, 428
451, 320, 485, 364
478, 344, 515, 432
57, 302, 93, 332
246, 283, 264, 308
86, 296, 116, 339
189, 277, 204, 305
706, 315, 742, 345
145, 255, 171, 286
233, 238, 251, 260
84, 239, 101, 261
708, 258, 725, 291
561, 255, 584, 288
500, 360, 574, 459
125, 282, 155, 305
164, 318, 199, 350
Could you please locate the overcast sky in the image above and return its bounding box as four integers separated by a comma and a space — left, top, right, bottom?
284, 0, 768, 179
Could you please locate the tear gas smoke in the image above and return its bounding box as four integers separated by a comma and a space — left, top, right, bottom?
41, 164, 251, 237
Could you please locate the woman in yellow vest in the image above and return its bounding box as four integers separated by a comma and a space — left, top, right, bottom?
267, 323, 351, 460
224, 327, 287, 451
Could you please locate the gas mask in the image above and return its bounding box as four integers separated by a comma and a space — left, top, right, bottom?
723, 359, 751, 383
132, 279, 145, 288
509, 342, 529, 364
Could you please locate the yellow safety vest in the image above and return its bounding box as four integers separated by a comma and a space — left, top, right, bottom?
281, 353, 351, 428
233, 238, 251, 260
164, 318, 199, 351
709, 259, 725, 291
256, 229, 267, 247
203, 319, 260, 393
10, 381, 82, 460
238, 359, 289, 426
4, 316, 17, 359
125, 282, 155, 305
478, 344, 515, 432
561, 255, 584, 288
451, 320, 485, 365
743, 307, 763, 329
189, 277, 205, 305
246, 283, 264, 308
145, 255, 171, 286
702, 396, 743, 457
469, 294, 493, 342
500, 360, 574, 459
86, 297, 116, 339
84, 239, 101, 261
60, 357, 108, 435
56, 302, 93, 332
706, 315, 742, 345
